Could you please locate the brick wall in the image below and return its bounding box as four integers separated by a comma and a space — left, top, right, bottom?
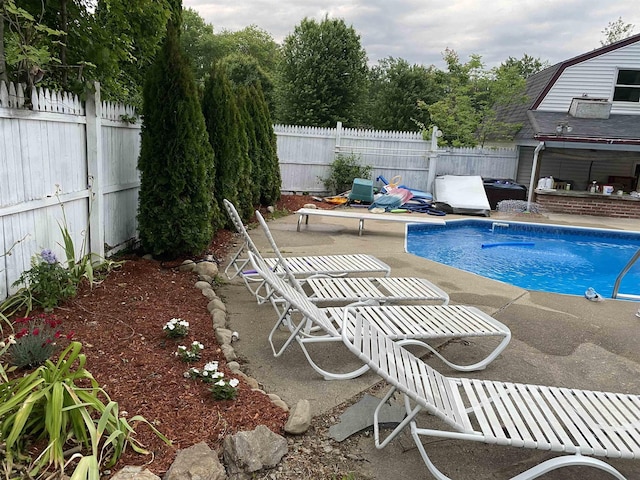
535, 194, 640, 218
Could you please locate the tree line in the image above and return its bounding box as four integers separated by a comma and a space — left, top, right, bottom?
1, 3, 634, 256
2, 3, 634, 147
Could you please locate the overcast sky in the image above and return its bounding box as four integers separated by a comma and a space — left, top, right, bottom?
182, 0, 639, 69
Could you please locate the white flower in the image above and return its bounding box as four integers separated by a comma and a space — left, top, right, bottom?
178, 345, 186, 351
183, 371, 191, 378
202, 370, 209, 377
165, 323, 175, 330
229, 378, 239, 388
215, 380, 226, 387
204, 361, 218, 372
212, 371, 224, 379
192, 341, 204, 349
179, 320, 189, 327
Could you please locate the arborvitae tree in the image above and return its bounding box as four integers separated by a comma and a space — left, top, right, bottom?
137, 17, 216, 257
250, 84, 281, 205
201, 65, 253, 224
236, 86, 261, 206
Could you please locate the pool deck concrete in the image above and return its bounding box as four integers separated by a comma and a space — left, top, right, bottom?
220, 210, 640, 479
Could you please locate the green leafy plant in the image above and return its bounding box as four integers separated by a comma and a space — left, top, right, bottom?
12, 249, 76, 312
175, 341, 204, 362
186, 361, 240, 400
8, 313, 74, 369
163, 318, 189, 338
320, 153, 372, 195
0, 342, 170, 479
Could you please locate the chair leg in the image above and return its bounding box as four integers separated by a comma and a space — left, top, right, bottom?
297, 337, 371, 380
410, 423, 628, 480
396, 334, 511, 372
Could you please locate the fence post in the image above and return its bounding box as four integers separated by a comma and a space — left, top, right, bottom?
426, 126, 442, 193
85, 82, 105, 258
335, 121, 342, 157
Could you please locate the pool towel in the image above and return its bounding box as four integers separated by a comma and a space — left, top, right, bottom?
368, 187, 413, 212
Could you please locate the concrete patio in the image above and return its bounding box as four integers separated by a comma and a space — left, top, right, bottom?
219, 209, 640, 479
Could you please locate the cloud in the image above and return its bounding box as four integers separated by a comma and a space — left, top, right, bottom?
183, 0, 640, 69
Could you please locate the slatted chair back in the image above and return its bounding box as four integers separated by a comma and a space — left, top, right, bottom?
222, 199, 262, 279
254, 210, 306, 294
248, 251, 340, 337
344, 311, 472, 433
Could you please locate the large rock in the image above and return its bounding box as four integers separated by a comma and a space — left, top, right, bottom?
194, 261, 219, 278
163, 442, 226, 480
284, 399, 311, 434
222, 425, 287, 479
112, 466, 160, 480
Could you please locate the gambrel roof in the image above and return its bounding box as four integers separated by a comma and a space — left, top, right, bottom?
503, 33, 640, 148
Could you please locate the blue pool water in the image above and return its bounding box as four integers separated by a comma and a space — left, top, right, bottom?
406, 219, 640, 298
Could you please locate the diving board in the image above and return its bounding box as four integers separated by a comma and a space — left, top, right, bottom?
296, 208, 445, 236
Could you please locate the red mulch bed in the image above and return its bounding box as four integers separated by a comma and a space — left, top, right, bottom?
3, 195, 331, 477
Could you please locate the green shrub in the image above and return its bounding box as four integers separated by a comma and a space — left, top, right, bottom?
13, 250, 76, 312
321, 154, 372, 195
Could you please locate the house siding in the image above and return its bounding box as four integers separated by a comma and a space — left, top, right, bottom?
538, 43, 640, 115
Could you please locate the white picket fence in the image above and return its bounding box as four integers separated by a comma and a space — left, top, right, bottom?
0, 81, 141, 300
275, 123, 518, 194
1, 81, 518, 301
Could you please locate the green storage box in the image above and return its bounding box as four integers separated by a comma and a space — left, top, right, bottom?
348, 178, 374, 204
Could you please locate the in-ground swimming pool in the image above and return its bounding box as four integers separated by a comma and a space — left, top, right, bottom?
405, 219, 640, 298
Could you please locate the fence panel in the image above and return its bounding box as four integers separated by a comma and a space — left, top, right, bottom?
275, 123, 517, 194
437, 148, 518, 179
0, 81, 140, 299
101, 110, 141, 255
275, 125, 337, 193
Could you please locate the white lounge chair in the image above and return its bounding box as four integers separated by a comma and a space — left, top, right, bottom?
253, 210, 450, 309
342, 313, 640, 480
222, 199, 391, 301
248, 251, 511, 378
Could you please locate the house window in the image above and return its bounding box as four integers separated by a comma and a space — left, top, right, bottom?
613, 69, 640, 102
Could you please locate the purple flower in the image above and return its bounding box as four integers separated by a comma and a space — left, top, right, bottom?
41, 249, 57, 264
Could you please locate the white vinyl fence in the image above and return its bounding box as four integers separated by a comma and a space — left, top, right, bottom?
1, 81, 517, 301
0, 81, 141, 300
275, 123, 518, 194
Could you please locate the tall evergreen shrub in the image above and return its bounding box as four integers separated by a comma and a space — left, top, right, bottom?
236, 86, 261, 206
253, 84, 281, 204
137, 18, 216, 257
201, 66, 253, 224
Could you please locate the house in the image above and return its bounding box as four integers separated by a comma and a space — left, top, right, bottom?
502, 33, 640, 218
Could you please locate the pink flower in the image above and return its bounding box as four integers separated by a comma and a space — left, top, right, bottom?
15, 328, 28, 339
32, 328, 40, 336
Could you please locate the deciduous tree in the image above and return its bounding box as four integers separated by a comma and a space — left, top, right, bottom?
364, 57, 446, 131
278, 15, 367, 127
601, 17, 635, 46
422, 49, 525, 147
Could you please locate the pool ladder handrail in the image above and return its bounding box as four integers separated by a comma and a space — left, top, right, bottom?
611, 247, 640, 300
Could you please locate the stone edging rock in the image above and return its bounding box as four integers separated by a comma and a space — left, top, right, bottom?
179, 259, 299, 419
